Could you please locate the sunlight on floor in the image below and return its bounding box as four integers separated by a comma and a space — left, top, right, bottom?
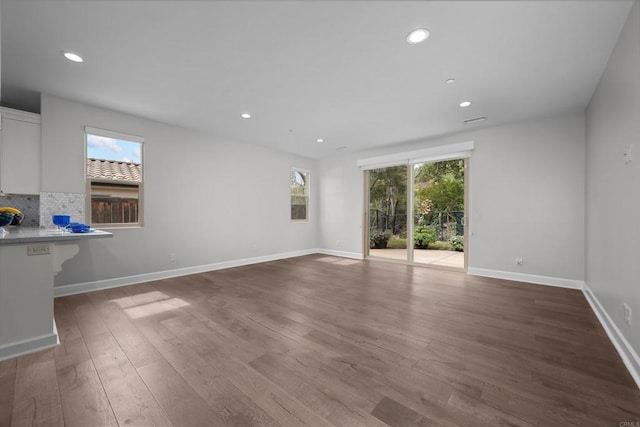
316, 256, 342, 263
110, 290, 170, 309
124, 298, 191, 319
110, 290, 191, 319
315, 256, 360, 266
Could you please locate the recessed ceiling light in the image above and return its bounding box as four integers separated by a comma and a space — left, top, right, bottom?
464, 116, 487, 124
459, 101, 472, 108
406, 28, 430, 44
446, 78, 456, 84
240, 113, 251, 119
316, 138, 324, 143
62, 52, 83, 63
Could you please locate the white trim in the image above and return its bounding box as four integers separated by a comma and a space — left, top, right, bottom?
1, 107, 41, 124
357, 140, 475, 170
84, 126, 144, 143
359, 159, 409, 170
412, 151, 472, 165
317, 249, 364, 260
0, 331, 58, 361
467, 267, 584, 289
54, 249, 319, 297
582, 283, 640, 389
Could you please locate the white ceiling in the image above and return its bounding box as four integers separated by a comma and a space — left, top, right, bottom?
1, 1, 633, 158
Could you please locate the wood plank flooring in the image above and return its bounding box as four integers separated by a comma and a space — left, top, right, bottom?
2, 254, 639, 426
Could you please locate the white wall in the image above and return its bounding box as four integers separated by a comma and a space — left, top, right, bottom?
317, 149, 365, 257
41, 94, 318, 287
586, 0, 640, 360
0, 2, 2, 104
318, 112, 586, 282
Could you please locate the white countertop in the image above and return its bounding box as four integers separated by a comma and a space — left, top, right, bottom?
0, 227, 113, 245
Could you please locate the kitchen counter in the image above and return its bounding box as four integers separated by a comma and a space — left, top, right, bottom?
0, 227, 113, 360
0, 227, 112, 244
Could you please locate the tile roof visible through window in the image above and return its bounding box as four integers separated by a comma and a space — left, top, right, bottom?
87, 158, 141, 182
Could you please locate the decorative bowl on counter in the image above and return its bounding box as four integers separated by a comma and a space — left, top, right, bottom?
10, 212, 24, 226
0, 207, 22, 226
0, 211, 15, 235
68, 222, 92, 233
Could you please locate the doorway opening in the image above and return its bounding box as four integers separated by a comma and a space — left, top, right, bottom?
367, 158, 467, 270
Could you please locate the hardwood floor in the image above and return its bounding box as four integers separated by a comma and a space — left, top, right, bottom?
2, 254, 639, 426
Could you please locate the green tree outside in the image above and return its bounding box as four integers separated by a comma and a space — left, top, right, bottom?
369, 165, 408, 236
414, 159, 464, 213
369, 159, 464, 250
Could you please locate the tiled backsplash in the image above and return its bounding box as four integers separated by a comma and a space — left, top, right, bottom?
39, 192, 86, 228
0, 193, 40, 227
0, 192, 88, 228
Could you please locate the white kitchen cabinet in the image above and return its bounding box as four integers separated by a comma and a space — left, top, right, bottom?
0, 107, 41, 195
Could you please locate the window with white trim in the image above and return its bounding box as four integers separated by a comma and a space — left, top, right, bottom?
85, 127, 143, 226
290, 168, 309, 222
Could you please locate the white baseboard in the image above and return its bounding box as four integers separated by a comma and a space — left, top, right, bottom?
0, 330, 58, 362
316, 249, 364, 260
467, 267, 584, 289
583, 284, 640, 389
54, 248, 319, 297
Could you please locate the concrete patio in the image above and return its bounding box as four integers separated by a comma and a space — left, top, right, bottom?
369, 248, 465, 269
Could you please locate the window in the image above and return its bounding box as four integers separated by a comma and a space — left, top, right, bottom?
85, 127, 143, 226
290, 168, 309, 222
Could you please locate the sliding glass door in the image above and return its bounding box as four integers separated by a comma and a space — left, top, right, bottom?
367, 165, 408, 262
367, 159, 467, 270
412, 159, 466, 269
